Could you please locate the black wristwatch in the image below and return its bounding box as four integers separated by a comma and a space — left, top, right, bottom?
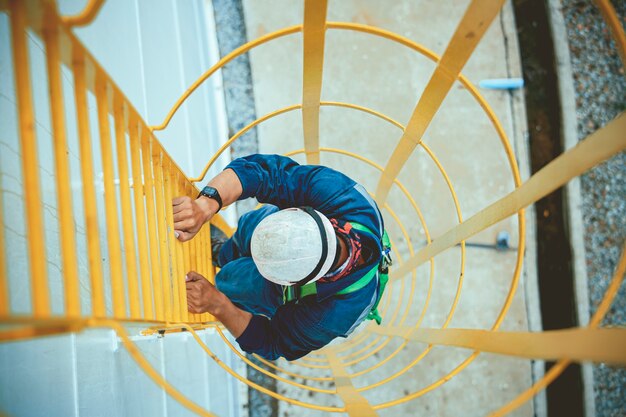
197, 186, 223, 212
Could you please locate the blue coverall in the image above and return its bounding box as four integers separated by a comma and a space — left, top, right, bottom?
215, 154, 385, 361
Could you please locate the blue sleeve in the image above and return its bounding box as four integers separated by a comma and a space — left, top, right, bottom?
225, 154, 383, 237
226, 154, 355, 209
235, 303, 338, 361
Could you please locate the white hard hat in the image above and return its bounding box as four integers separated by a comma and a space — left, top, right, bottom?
251, 207, 337, 286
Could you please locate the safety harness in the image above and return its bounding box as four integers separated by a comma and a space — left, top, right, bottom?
283, 222, 392, 324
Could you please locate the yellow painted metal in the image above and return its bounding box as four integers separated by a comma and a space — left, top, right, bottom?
152, 145, 173, 322
301, 0, 327, 165
175, 173, 189, 323
375, 326, 626, 365
368, 118, 624, 412
490, 244, 626, 417
129, 114, 154, 319
374, 0, 506, 205
96, 71, 126, 319
326, 350, 377, 416
113, 93, 141, 318
198, 224, 210, 323
186, 182, 199, 323
72, 44, 106, 317
140, 131, 164, 321
202, 227, 213, 323
10, 0, 50, 317
392, 112, 626, 281
61, 0, 105, 27
163, 159, 182, 322
42, 9, 80, 317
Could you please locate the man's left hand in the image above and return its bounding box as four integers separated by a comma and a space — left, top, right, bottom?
185, 271, 225, 314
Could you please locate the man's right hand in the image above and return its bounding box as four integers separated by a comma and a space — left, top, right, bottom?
172, 196, 217, 242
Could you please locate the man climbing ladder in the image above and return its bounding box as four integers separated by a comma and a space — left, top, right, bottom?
172, 154, 391, 360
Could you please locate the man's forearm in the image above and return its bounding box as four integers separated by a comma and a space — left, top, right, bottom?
195, 168, 244, 223
210, 292, 253, 338
206, 168, 243, 208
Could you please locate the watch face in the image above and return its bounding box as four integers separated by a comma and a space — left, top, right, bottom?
200, 186, 222, 211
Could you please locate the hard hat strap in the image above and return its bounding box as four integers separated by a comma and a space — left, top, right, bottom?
294, 206, 329, 287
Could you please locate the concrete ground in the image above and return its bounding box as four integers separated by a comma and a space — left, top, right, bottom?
239, 1, 538, 416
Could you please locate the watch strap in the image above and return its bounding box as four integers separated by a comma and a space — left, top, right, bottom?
198, 186, 223, 212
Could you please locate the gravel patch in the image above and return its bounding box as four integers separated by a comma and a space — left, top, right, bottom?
561, 1, 625, 415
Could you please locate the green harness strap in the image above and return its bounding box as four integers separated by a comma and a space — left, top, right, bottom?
283, 222, 391, 325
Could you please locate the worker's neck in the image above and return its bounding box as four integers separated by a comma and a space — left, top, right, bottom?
332, 234, 349, 271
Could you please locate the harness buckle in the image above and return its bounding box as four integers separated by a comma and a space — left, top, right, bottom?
379, 247, 392, 273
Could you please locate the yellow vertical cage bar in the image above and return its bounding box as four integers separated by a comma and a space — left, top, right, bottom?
129, 114, 154, 319
201, 224, 212, 322
163, 160, 182, 322
152, 145, 173, 322
301, 0, 328, 165
95, 72, 126, 318
9, 0, 50, 317
140, 131, 164, 321
176, 172, 191, 322
173, 169, 185, 321
375, 0, 506, 203
72, 43, 105, 317
194, 186, 207, 323
42, 11, 80, 317
196, 226, 206, 323
113, 93, 141, 318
